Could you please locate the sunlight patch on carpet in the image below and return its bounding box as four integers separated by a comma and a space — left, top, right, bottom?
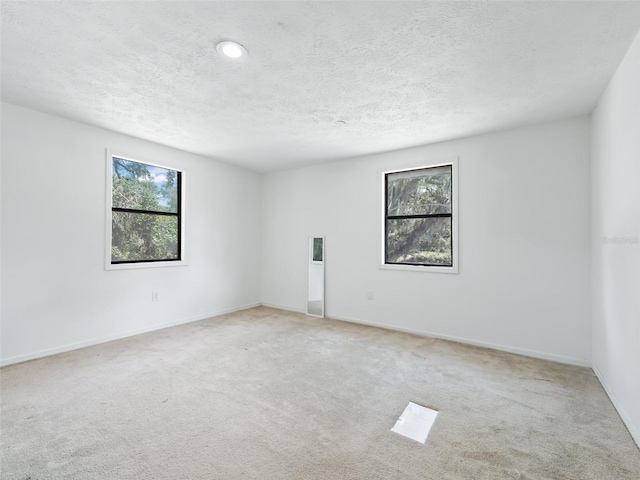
391, 402, 438, 444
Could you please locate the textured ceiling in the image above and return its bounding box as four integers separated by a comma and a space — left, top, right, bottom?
2, 2, 640, 172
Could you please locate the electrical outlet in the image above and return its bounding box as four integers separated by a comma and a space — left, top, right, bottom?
367, 291, 374, 301
152, 291, 159, 302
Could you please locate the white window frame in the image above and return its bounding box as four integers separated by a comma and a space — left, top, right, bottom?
379, 157, 458, 274
104, 149, 188, 271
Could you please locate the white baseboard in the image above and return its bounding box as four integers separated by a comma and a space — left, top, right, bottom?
255, 305, 592, 368
260, 302, 306, 314
2, 301, 591, 369
0, 303, 261, 367
326, 313, 592, 367
593, 363, 640, 448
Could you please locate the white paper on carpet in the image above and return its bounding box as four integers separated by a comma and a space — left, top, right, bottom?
391, 402, 438, 444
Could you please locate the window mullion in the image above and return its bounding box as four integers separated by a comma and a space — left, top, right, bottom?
112, 207, 178, 217
387, 213, 452, 220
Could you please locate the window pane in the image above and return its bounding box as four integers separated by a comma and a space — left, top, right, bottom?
386, 217, 452, 265
313, 237, 323, 262
387, 166, 451, 216
111, 212, 179, 262
112, 157, 178, 213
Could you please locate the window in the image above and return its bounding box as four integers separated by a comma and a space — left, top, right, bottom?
383, 163, 455, 269
107, 154, 184, 266
312, 237, 324, 263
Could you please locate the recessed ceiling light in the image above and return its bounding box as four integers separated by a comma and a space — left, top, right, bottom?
216, 41, 248, 59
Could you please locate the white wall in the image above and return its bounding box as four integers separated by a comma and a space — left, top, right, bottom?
1, 103, 262, 365
262, 117, 592, 366
591, 31, 640, 446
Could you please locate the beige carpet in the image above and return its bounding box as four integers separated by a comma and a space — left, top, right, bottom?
1, 306, 638, 479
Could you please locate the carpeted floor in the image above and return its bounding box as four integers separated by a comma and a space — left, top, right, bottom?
1, 306, 638, 479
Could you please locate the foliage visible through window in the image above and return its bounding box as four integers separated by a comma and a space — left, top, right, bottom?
312, 237, 323, 262
385, 165, 452, 267
111, 157, 181, 263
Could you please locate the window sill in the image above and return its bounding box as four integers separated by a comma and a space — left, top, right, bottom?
379, 263, 458, 274
105, 260, 188, 271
